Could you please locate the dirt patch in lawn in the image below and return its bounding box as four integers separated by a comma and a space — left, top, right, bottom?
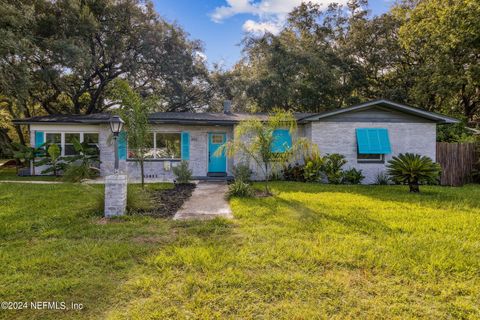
143, 183, 196, 218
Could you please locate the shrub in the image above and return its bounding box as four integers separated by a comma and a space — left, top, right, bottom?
173, 161, 192, 184
35, 144, 67, 176
323, 153, 347, 184
233, 164, 252, 182
268, 169, 284, 181
12, 142, 46, 175
303, 153, 324, 182
375, 171, 390, 185
342, 168, 365, 184
282, 163, 305, 182
387, 153, 441, 192
227, 180, 254, 199
62, 139, 100, 182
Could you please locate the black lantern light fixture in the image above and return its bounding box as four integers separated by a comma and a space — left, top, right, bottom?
109, 115, 124, 174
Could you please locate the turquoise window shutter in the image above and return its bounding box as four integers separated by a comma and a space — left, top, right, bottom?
356, 128, 392, 154
181, 131, 190, 160
271, 129, 292, 153
118, 131, 127, 160
35, 131, 44, 148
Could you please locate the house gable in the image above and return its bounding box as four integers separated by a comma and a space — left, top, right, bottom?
314, 106, 434, 123
302, 99, 459, 124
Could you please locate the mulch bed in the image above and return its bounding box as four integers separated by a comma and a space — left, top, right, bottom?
0, 160, 18, 167
145, 183, 196, 218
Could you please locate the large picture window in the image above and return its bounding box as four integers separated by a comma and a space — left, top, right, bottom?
43, 132, 99, 156
156, 133, 181, 159
128, 132, 181, 160
83, 133, 100, 154
64, 133, 81, 155
45, 133, 61, 151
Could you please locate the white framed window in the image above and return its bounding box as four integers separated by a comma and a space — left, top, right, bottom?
64, 133, 81, 155
127, 132, 181, 160
45, 133, 61, 152
83, 133, 99, 154
43, 132, 99, 156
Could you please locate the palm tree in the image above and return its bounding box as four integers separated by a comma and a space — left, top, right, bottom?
387, 153, 441, 192
216, 110, 313, 195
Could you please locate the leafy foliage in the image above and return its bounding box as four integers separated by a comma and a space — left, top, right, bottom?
109, 80, 153, 188
233, 164, 252, 183
375, 171, 391, 185
322, 154, 347, 185
12, 142, 46, 175
35, 144, 66, 176
227, 180, 254, 199
387, 153, 441, 192
342, 168, 365, 185
173, 161, 192, 184
0, 0, 209, 115
437, 123, 478, 143
281, 163, 305, 182
217, 110, 312, 193
0, 0, 210, 147
210, 0, 479, 127
397, 0, 480, 120
62, 139, 100, 182
303, 153, 324, 182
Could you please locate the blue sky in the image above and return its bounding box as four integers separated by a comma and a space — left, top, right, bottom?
152, 0, 394, 69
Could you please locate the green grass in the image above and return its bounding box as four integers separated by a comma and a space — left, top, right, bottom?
0, 167, 58, 181
0, 182, 479, 319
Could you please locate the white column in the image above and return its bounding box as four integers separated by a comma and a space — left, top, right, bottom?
104, 175, 127, 217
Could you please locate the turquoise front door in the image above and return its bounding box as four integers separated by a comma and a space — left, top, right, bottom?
208, 133, 227, 173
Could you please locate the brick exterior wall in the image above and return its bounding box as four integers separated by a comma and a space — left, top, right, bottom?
30, 120, 437, 184
99, 124, 234, 180
309, 122, 437, 184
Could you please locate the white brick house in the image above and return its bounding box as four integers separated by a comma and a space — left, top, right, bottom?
14, 100, 458, 183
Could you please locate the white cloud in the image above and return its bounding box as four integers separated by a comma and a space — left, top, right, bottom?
211, 0, 255, 22
195, 51, 208, 63
242, 19, 281, 35
211, 0, 347, 35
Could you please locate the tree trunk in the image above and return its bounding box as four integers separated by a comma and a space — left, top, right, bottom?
409, 180, 420, 193
140, 159, 145, 189
264, 162, 269, 194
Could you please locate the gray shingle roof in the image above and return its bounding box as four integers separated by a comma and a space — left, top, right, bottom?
148, 112, 316, 124
12, 100, 459, 125
13, 112, 316, 125
13, 113, 112, 124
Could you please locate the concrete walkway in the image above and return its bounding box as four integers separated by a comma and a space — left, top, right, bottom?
174, 181, 233, 220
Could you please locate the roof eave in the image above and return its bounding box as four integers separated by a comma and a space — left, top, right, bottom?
12, 120, 110, 125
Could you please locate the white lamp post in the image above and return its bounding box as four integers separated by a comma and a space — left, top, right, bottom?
105, 115, 127, 217
109, 115, 124, 174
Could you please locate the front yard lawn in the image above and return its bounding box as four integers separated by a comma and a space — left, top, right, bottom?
0, 182, 479, 319
0, 167, 58, 181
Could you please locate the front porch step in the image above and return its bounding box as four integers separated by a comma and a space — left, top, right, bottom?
207, 172, 227, 177
194, 175, 234, 182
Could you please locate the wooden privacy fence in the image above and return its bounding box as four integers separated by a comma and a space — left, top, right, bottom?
436, 142, 479, 186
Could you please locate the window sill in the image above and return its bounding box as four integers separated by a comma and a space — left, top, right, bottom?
357, 160, 385, 164
127, 158, 182, 162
